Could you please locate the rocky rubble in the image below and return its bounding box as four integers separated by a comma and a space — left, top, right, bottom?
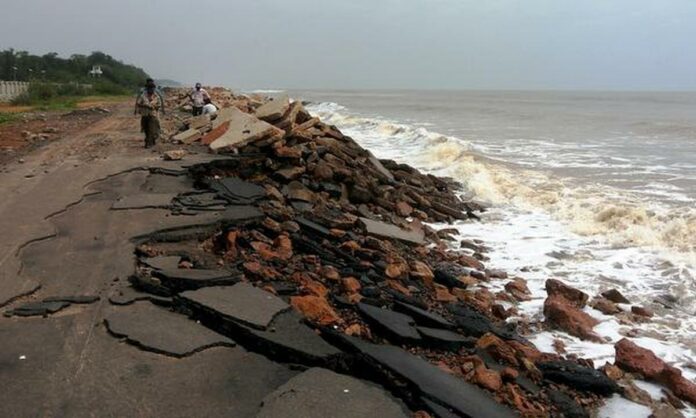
108, 89, 695, 417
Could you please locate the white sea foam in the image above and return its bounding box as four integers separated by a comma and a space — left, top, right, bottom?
308, 100, 696, 416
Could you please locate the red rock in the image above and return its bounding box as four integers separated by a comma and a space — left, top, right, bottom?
262, 217, 282, 233
341, 277, 362, 294
500, 367, 519, 381
385, 263, 406, 279
434, 284, 457, 303
274, 145, 302, 159
552, 339, 567, 354
459, 254, 485, 271
659, 367, 696, 406
591, 297, 622, 315
473, 366, 502, 391
491, 304, 512, 320
409, 260, 434, 288
302, 279, 329, 298
312, 161, 334, 181
265, 185, 284, 202
320, 265, 340, 282
602, 288, 630, 304
544, 295, 601, 342
631, 305, 654, 318
344, 323, 362, 337
225, 230, 239, 259
476, 333, 519, 367
503, 383, 545, 417
546, 279, 589, 308
387, 280, 411, 296
601, 363, 624, 381
505, 278, 531, 301
507, 340, 542, 363
290, 295, 341, 325
274, 235, 293, 260
395, 201, 413, 217
615, 338, 666, 378
329, 228, 346, 238
200, 120, 230, 144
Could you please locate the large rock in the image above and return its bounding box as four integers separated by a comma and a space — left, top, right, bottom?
209, 108, 283, 151
257, 368, 408, 418
290, 295, 341, 325
104, 302, 234, 357
180, 282, 289, 330
601, 288, 630, 304
543, 295, 601, 342
546, 279, 589, 308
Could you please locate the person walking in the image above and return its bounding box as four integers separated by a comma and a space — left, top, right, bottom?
135, 79, 165, 148
190, 82, 210, 116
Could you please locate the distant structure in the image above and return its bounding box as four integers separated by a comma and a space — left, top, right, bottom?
88, 65, 103, 78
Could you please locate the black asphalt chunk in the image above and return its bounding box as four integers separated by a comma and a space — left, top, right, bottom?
547, 389, 589, 418
416, 327, 475, 351
296, 216, 331, 236
208, 177, 265, 204
393, 301, 454, 329
108, 285, 173, 306
180, 282, 290, 330
112, 194, 175, 210
422, 399, 461, 418
339, 336, 517, 418
141, 256, 181, 271
152, 268, 241, 291
537, 361, 620, 396
257, 368, 409, 418
357, 303, 421, 343
4, 301, 70, 317
42, 295, 100, 304
104, 302, 235, 357
245, 311, 342, 363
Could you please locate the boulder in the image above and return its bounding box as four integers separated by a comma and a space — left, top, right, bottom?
601, 288, 630, 304
590, 297, 622, 315
172, 128, 202, 144
291, 295, 341, 325
546, 279, 589, 308
543, 295, 601, 342
255, 94, 290, 122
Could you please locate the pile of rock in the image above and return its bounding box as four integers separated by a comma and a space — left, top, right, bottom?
117, 93, 693, 417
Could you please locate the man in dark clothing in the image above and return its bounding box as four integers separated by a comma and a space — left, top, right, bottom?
135, 79, 165, 148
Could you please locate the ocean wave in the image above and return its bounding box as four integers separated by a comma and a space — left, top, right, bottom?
308, 101, 696, 261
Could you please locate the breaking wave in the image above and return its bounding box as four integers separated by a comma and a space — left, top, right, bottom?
309, 101, 696, 263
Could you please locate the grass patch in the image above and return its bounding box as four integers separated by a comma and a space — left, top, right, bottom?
0, 112, 20, 125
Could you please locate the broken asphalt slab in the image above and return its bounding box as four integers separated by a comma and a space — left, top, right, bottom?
179, 282, 289, 330
3, 300, 70, 317
335, 336, 517, 418
151, 268, 242, 291
357, 302, 421, 343
257, 367, 409, 418
104, 301, 235, 357
111, 193, 176, 210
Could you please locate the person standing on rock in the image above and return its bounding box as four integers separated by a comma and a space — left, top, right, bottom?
135, 79, 164, 148
190, 83, 210, 116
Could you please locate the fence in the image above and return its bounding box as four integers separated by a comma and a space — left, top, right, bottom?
0, 81, 30, 103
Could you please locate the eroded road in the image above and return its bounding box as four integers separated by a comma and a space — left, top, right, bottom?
0, 105, 308, 417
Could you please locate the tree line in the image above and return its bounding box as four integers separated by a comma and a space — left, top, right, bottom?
0, 49, 150, 92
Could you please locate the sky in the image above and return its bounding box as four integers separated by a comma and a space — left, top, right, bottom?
0, 0, 695, 90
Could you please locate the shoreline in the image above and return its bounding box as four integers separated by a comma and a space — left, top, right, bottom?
0, 87, 693, 417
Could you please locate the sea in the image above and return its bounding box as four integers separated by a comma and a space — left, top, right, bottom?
263, 89, 696, 416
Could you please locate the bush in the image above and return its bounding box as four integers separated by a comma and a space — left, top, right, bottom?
93, 80, 129, 95
11, 82, 92, 105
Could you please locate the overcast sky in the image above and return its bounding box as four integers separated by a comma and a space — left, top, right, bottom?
1, 0, 694, 90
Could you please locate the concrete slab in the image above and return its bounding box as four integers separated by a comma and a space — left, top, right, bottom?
209, 107, 282, 151
4, 300, 69, 317
186, 114, 211, 130
359, 217, 425, 245
257, 367, 409, 418
104, 302, 235, 357
255, 94, 290, 122
180, 282, 290, 330
367, 151, 394, 182
172, 128, 202, 144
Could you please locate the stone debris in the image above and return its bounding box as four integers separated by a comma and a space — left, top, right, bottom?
84, 89, 664, 417
163, 149, 186, 161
